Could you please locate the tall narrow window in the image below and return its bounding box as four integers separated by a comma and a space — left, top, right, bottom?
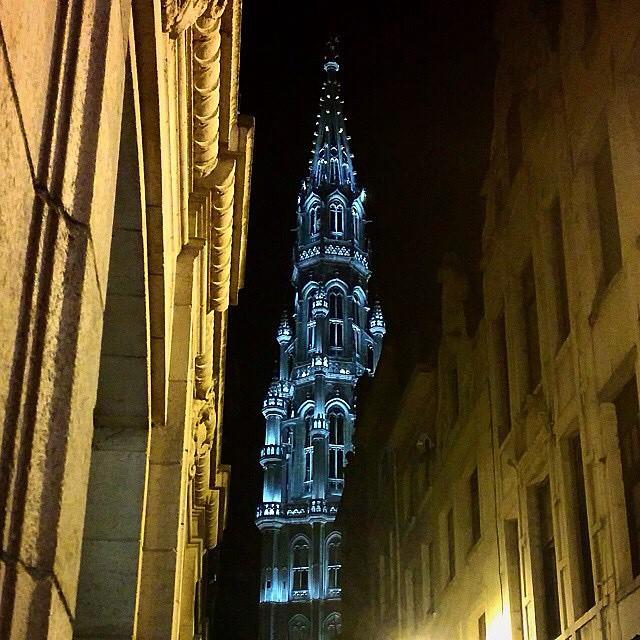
536, 478, 561, 640
594, 138, 622, 287
367, 343, 375, 370
310, 204, 320, 237
470, 468, 481, 545
614, 377, 640, 577
328, 411, 345, 484
568, 433, 596, 612
378, 555, 387, 614
549, 200, 570, 347
329, 201, 344, 234
292, 540, 310, 593
412, 566, 421, 628
307, 295, 314, 320
422, 542, 434, 614
495, 311, 512, 442
449, 366, 459, 424
504, 519, 524, 640
304, 413, 313, 492
306, 322, 316, 351
327, 537, 342, 590
329, 291, 344, 348
522, 258, 541, 392
352, 208, 360, 241
507, 94, 523, 183
447, 508, 456, 581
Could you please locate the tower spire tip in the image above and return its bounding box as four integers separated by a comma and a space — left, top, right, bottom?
324, 35, 340, 73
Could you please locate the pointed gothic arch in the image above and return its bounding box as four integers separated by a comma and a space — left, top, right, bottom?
328, 200, 344, 235
288, 614, 311, 640
322, 612, 342, 639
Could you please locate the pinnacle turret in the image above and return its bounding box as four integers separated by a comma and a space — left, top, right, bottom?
369, 300, 386, 336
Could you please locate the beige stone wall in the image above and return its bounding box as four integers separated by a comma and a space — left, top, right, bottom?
0, 0, 253, 638
341, 2, 640, 640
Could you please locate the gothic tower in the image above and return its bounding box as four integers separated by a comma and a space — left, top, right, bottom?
256, 39, 385, 640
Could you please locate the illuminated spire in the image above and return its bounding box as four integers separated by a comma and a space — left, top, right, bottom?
308, 37, 356, 189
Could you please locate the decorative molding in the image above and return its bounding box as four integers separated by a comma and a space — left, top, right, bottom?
162, 0, 226, 39
193, 2, 226, 177
208, 158, 236, 311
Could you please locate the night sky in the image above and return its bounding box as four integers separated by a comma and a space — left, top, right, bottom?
213, 2, 496, 637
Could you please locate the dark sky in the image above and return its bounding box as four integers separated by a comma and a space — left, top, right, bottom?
213, 2, 496, 637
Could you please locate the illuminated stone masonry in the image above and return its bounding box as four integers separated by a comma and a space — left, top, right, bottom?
256, 39, 384, 640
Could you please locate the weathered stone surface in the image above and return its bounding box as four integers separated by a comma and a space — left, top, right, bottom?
0, 0, 254, 636
0, 39, 36, 467
74, 539, 140, 638
0, 0, 59, 164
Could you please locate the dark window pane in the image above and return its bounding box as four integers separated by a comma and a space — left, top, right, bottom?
594, 138, 622, 286
537, 478, 561, 639
522, 259, 541, 392
569, 433, 596, 611
614, 377, 640, 577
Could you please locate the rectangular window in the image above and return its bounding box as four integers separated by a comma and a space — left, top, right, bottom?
412, 566, 421, 628
568, 433, 596, 612
536, 478, 561, 640
330, 321, 343, 348
549, 199, 570, 347
307, 323, 316, 351
505, 519, 524, 640
614, 377, 640, 576
495, 311, 512, 442
422, 542, 434, 614
329, 447, 344, 480
522, 258, 541, 392
402, 468, 412, 520
304, 449, 313, 484
478, 612, 487, 640
470, 468, 481, 545
293, 568, 309, 591
594, 137, 622, 286
447, 508, 456, 581
507, 95, 523, 182
378, 555, 386, 613
450, 367, 459, 424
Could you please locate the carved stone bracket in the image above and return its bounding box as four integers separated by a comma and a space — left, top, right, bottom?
162, 0, 226, 39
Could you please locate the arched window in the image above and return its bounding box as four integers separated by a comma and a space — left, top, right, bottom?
326, 538, 342, 591
305, 290, 317, 352
328, 411, 345, 445
329, 201, 344, 235
310, 204, 320, 237
328, 411, 345, 486
289, 614, 311, 640
329, 157, 339, 182
328, 291, 344, 349
291, 540, 310, 594
304, 411, 313, 491
323, 612, 342, 639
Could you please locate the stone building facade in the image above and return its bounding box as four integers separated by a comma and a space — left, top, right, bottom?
339, 1, 640, 639
255, 42, 384, 640
0, 1, 253, 638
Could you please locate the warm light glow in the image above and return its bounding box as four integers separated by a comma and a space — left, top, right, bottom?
487, 610, 511, 640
